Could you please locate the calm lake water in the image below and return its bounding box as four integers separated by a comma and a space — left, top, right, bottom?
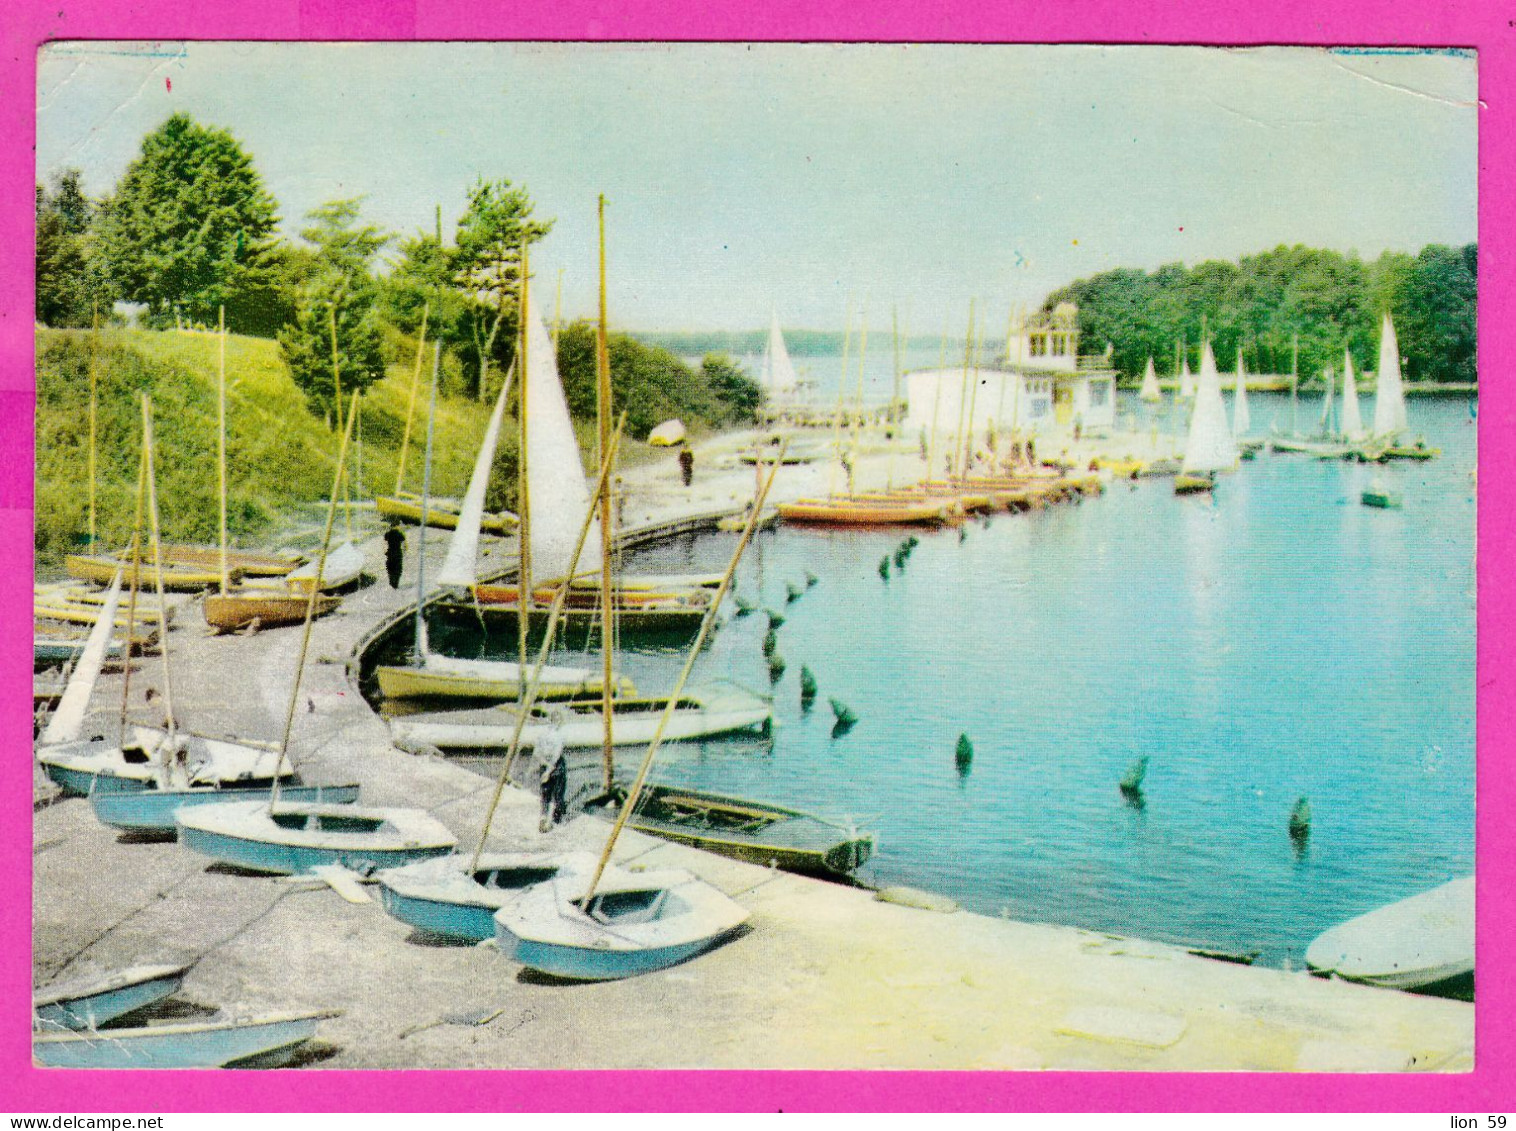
417, 392, 1477, 968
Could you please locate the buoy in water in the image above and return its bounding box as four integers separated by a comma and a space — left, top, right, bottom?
799, 665, 818, 706
761, 628, 777, 657
804, 570, 819, 589
767, 653, 787, 682
955, 733, 974, 775
878, 556, 891, 580
1289, 796, 1311, 840
893, 547, 907, 569
765, 608, 785, 629
1119, 755, 1150, 797
958, 526, 968, 543
829, 697, 858, 727
785, 582, 803, 603
733, 594, 755, 616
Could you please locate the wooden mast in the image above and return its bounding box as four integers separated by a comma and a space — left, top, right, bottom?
394, 305, 430, 495
116, 426, 149, 746
328, 307, 353, 545
515, 243, 533, 699
848, 308, 869, 496
825, 302, 852, 497
583, 444, 786, 902
413, 343, 441, 663
271, 390, 359, 806
597, 195, 616, 793
87, 307, 98, 554
139, 395, 176, 746
953, 300, 976, 477
216, 307, 229, 595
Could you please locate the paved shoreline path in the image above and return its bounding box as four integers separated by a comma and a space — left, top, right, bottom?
33, 425, 1474, 1071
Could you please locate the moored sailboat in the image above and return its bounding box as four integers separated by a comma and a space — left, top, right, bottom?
1175, 341, 1238, 494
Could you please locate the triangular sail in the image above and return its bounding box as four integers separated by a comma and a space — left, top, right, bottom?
1373, 312, 1409, 438
435, 367, 512, 590
1232, 349, 1251, 436
1181, 341, 1238, 474
1179, 358, 1195, 400
524, 293, 602, 581
761, 313, 799, 398
40, 569, 123, 745
1340, 349, 1364, 440
1139, 357, 1161, 403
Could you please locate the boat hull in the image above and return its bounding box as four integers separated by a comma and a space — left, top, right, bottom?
91, 781, 361, 834
777, 498, 953, 526
500, 931, 735, 982
64, 554, 235, 591
32, 1012, 332, 1069
1305, 876, 1473, 996
1174, 473, 1215, 495
389, 697, 772, 752
1361, 489, 1403, 509
34, 966, 189, 1031
375, 853, 583, 942
377, 494, 518, 535
375, 663, 633, 703
204, 591, 340, 632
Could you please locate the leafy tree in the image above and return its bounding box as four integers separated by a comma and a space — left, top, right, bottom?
94, 114, 280, 330
701, 353, 762, 421
277, 198, 390, 422
451, 178, 552, 400
35, 170, 108, 327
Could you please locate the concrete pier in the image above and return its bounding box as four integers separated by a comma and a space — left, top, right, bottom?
32, 428, 1474, 1071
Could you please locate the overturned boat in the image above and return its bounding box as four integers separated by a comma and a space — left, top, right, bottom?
1305, 876, 1473, 997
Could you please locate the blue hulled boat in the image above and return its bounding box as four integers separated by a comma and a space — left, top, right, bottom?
33, 965, 190, 1031
91, 779, 362, 835
376, 851, 591, 942
32, 1011, 336, 1069
176, 800, 457, 875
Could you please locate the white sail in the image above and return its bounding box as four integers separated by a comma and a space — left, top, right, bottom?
1181, 341, 1238, 475
1232, 349, 1251, 437
40, 569, 123, 745
1139, 357, 1161, 403
523, 292, 602, 581
1320, 368, 1335, 433
435, 365, 512, 590
761, 313, 799, 397
1178, 357, 1196, 400
1340, 349, 1365, 440
1373, 312, 1409, 438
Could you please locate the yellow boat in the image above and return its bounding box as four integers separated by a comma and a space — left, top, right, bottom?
203, 589, 340, 633
149, 544, 301, 577
777, 496, 956, 527
65, 554, 234, 591
1174, 472, 1215, 495
1091, 456, 1145, 480
376, 493, 518, 535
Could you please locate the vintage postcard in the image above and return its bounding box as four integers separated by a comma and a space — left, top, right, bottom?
20, 32, 1493, 1110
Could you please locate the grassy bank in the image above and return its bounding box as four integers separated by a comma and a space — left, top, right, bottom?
35, 327, 499, 568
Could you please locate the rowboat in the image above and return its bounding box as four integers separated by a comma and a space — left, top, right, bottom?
283, 540, 366, 592
377, 491, 518, 535
204, 590, 341, 633
145, 544, 302, 577
33, 1011, 336, 1069
494, 866, 749, 982
777, 496, 955, 526
586, 784, 873, 877
376, 851, 596, 943
388, 686, 773, 753
1361, 484, 1403, 509
176, 799, 458, 875
90, 779, 362, 835
34, 964, 190, 1031
1305, 876, 1473, 996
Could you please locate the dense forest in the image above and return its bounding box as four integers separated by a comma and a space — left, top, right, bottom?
1041, 243, 1477, 386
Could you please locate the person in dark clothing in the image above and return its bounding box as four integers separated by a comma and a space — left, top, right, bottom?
536, 710, 569, 832
678, 445, 695, 487
383, 524, 405, 589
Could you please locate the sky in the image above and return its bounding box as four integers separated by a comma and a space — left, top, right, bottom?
35, 42, 1477, 334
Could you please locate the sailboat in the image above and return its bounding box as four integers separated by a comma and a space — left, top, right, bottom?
374, 348, 632, 703
38, 398, 297, 797
1177, 350, 1196, 401
1232, 348, 1263, 456
761, 311, 801, 404
456, 288, 713, 635
1370, 312, 1440, 460
1270, 364, 1354, 458
173, 390, 456, 876
492, 453, 783, 981
1339, 347, 1367, 454
1174, 341, 1238, 494
1138, 356, 1162, 403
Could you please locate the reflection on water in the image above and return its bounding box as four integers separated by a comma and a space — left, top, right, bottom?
373, 393, 1476, 968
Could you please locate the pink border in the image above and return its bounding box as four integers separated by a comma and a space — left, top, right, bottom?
4, 1, 1508, 1113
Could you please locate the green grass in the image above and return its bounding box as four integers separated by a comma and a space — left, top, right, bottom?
35, 327, 496, 567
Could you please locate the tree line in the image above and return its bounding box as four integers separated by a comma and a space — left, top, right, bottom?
1041, 243, 1477, 386
35, 113, 760, 432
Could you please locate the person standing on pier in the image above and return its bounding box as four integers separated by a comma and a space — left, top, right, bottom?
383, 523, 405, 589
678, 443, 695, 487
536, 710, 569, 833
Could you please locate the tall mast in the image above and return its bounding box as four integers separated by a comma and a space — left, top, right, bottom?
394, 306, 430, 494
515, 243, 533, 698
848, 307, 869, 496
963, 310, 983, 474
216, 307, 229, 595
597, 195, 616, 793
328, 308, 353, 545
826, 301, 853, 497
140, 395, 176, 745
116, 429, 149, 747
926, 316, 948, 476
88, 307, 98, 554
953, 300, 976, 478
413, 343, 441, 663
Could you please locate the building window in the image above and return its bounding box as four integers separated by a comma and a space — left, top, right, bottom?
1089, 379, 1110, 408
